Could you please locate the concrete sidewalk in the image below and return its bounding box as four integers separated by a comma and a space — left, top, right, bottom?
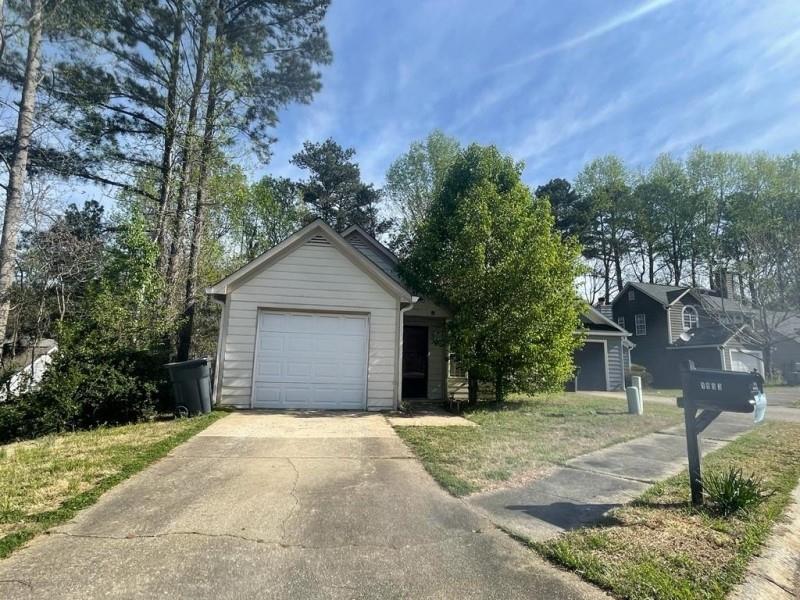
469, 412, 759, 542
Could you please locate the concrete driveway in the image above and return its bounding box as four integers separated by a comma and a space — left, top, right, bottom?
0, 412, 605, 599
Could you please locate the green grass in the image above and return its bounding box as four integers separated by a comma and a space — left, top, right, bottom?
394, 393, 682, 496
646, 388, 682, 399
535, 421, 800, 600
0, 412, 225, 558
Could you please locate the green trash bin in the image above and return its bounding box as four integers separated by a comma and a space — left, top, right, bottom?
164, 358, 212, 417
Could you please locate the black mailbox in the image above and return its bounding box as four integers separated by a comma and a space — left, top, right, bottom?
677, 360, 766, 506
678, 363, 764, 413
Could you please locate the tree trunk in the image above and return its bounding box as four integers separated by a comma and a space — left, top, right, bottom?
0, 0, 7, 63
494, 369, 504, 403
166, 2, 211, 288
155, 0, 185, 270
467, 373, 478, 405
0, 0, 43, 348
176, 0, 222, 361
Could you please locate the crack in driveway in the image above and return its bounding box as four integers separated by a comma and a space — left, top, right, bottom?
47, 529, 484, 551
280, 458, 301, 543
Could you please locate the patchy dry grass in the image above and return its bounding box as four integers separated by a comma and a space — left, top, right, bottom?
0, 412, 225, 557
394, 393, 682, 496
535, 422, 800, 600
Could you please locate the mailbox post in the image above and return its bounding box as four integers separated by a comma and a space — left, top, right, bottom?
677, 360, 765, 506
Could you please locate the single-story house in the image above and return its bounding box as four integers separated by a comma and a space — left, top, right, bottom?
207, 219, 451, 410
207, 219, 629, 409
569, 307, 633, 392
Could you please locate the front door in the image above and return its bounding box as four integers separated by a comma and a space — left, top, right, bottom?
402, 326, 428, 398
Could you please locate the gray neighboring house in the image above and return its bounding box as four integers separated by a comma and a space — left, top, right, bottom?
773, 316, 800, 384
570, 306, 633, 392
611, 281, 768, 387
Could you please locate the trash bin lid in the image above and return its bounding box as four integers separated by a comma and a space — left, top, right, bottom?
164, 357, 209, 370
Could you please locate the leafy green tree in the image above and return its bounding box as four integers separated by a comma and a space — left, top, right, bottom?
636, 154, 692, 285
0, 211, 173, 441
223, 174, 304, 261
534, 178, 592, 242
385, 130, 460, 247
291, 138, 392, 235
400, 144, 584, 402
575, 155, 633, 298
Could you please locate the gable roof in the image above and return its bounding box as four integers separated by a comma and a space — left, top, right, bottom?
613, 281, 757, 315
668, 324, 762, 349
206, 219, 413, 302
611, 282, 687, 307
341, 226, 405, 286
689, 290, 755, 314
775, 315, 800, 342
581, 306, 630, 336
341, 225, 398, 264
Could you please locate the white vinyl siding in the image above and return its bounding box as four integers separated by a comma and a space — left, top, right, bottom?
606, 337, 625, 390
220, 239, 398, 410
635, 313, 647, 336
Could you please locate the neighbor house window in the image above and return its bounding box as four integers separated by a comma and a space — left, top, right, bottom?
617, 316, 626, 329
635, 313, 647, 336
628, 289, 635, 301
682, 306, 698, 331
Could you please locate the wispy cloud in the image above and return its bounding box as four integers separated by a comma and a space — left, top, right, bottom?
494, 0, 679, 72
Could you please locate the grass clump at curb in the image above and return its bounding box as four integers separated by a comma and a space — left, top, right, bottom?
0, 411, 225, 558
534, 421, 800, 600
394, 393, 682, 496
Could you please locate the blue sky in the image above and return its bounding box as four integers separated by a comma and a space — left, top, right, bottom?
258, 0, 800, 189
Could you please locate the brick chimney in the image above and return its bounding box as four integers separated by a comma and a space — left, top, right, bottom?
713, 269, 737, 299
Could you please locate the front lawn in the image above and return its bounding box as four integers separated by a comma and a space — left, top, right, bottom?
0, 412, 225, 558
535, 421, 800, 600
394, 393, 682, 496
645, 388, 682, 398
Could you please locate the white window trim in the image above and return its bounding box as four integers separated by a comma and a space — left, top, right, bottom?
635, 313, 647, 336
682, 305, 698, 331
617, 316, 625, 329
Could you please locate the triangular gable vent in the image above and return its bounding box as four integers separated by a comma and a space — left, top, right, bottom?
306, 233, 331, 247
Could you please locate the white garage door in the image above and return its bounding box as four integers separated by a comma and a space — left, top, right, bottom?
252, 311, 368, 409
730, 349, 764, 376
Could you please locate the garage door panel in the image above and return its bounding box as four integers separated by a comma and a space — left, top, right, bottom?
286, 361, 313, 377
256, 359, 283, 378
259, 335, 284, 353
253, 383, 281, 406
253, 311, 368, 409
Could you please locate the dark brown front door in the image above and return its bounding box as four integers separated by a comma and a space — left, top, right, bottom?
402, 326, 428, 398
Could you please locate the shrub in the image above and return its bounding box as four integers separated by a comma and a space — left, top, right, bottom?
0, 346, 171, 443
703, 467, 774, 516
0, 214, 175, 443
